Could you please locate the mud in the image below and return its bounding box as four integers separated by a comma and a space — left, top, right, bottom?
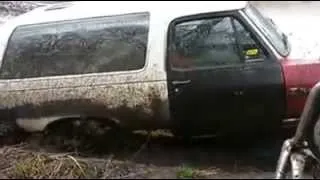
0, 1, 171, 132
0, 123, 314, 179
0, 1, 318, 179
0, 80, 170, 132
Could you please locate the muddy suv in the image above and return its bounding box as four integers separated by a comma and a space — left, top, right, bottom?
0, 1, 319, 140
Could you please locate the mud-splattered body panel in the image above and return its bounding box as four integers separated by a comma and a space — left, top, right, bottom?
0, 11, 171, 132
0, 70, 170, 132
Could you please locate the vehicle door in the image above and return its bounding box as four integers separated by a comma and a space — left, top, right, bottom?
231, 17, 286, 130
166, 13, 246, 135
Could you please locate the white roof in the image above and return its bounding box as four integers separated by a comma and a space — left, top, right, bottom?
6, 1, 248, 26
0, 1, 248, 63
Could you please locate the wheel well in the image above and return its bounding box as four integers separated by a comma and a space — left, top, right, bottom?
15, 115, 120, 133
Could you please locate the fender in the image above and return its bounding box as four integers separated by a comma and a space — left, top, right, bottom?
293, 81, 320, 145
275, 81, 320, 179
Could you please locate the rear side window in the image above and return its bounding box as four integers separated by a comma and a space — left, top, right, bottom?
0, 12, 150, 79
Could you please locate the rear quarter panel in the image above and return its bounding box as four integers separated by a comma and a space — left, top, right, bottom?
2, 69, 170, 132
0, 10, 171, 132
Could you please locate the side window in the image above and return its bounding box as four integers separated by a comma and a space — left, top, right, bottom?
0, 12, 150, 79
232, 19, 266, 61
170, 17, 241, 69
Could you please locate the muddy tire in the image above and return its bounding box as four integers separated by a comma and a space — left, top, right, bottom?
42, 118, 109, 149
40, 117, 133, 153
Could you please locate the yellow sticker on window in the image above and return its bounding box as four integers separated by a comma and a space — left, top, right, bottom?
245, 49, 258, 56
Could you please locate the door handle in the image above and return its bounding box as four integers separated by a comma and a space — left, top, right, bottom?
245, 58, 264, 63
172, 80, 191, 85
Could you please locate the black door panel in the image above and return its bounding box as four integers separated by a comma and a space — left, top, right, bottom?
168, 68, 245, 134
241, 60, 285, 127
232, 18, 286, 130
166, 12, 285, 136
167, 16, 245, 135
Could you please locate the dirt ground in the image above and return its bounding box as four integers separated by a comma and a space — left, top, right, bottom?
0, 129, 280, 179
0, 122, 313, 179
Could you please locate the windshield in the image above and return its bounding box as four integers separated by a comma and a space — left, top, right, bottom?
243, 4, 290, 57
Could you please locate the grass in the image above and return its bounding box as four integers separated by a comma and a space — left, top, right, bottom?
0, 118, 270, 179
176, 165, 221, 179
0, 123, 165, 179
0, 144, 146, 179
176, 165, 198, 179
12, 154, 90, 179
0, 144, 101, 179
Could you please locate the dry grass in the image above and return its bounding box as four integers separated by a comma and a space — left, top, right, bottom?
0, 144, 92, 179
0, 119, 280, 179
0, 119, 166, 179
0, 143, 152, 179
12, 153, 89, 179
0, 125, 155, 179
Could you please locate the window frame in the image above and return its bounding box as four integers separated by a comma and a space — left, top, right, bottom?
0, 12, 151, 80
231, 17, 268, 63
166, 10, 277, 72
